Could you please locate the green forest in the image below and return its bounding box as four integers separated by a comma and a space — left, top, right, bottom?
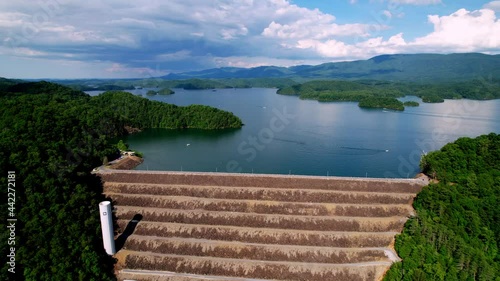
0, 80, 242, 280
58, 76, 500, 108
0, 78, 498, 280
385, 133, 500, 281
91, 91, 242, 129
276, 79, 500, 108
158, 88, 175, 95
358, 97, 404, 111
403, 101, 420, 107
145, 88, 175, 96
60, 77, 298, 91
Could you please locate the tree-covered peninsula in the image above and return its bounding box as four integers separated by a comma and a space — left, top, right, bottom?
277, 80, 406, 109
0, 80, 242, 280
385, 133, 500, 280
403, 101, 420, 107
92, 91, 242, 129
277, 79, 500, 106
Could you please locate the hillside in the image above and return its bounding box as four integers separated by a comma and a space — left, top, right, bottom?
57, 77, 298, 91
277, 79, 500, 105
91, 91, 243, 129
0, 81, 243, 281
162, 53, 500, 82
385, 133, 500, 280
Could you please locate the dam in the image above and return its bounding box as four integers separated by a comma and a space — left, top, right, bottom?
97, 170, 427, 281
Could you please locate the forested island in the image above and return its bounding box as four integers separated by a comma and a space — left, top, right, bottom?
0, 80, 242, 280
421, 95, 445, 103
158, 88, 175, 95
50, 53, 500, 109
56, 75, 500, 111
385, 133, 500, 280
276, 79, 500, 109
145, 88, 175, 95
358, 97, 404, 111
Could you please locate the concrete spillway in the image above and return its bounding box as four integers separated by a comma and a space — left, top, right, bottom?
97, 170, 426, 281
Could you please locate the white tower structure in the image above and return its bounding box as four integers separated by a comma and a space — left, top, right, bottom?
99, 201, 116, 255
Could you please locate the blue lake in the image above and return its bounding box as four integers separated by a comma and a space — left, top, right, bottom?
87, 88, 500, 178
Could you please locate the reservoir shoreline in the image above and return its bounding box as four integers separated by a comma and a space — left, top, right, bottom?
87, 88, 500, 178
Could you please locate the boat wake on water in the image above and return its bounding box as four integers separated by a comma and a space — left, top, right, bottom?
274, 138, 306, 145
340, 146, 389, 153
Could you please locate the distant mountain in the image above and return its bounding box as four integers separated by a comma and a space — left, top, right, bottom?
162, 66, 293, 79
162, 53, 500, 82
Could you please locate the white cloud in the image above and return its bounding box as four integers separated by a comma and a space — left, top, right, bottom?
389, 0, 441, 5
484, 1, 500, 12
0, 0, 499, 78
0, 12, 31, 28
294, 32, 408, 59
262, 21, 374, 39
412, 9, 500, 52
212, 56, 321, 68
220, 24, 248, 40
0, 0, 377, 59
296, 39, 355, 58
283, 8, 500, 60
262, 3, 381, 40
106, 18, 157, 29
105, 63, 164, 76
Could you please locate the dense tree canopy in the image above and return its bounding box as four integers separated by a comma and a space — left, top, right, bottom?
403, 101, 420, 107
0, 81, 243, 280
158, 88, 175, 95
55, 75, 500, 105
385, 133, 500, 281
358, 97, 404, 111
0, 85, 119, 281
277, 79, 500, 105
91, 91, 242, 129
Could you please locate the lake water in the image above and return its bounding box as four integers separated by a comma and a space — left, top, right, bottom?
87, 88, 500, 178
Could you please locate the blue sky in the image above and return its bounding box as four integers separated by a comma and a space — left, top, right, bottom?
0, 0, 499, 79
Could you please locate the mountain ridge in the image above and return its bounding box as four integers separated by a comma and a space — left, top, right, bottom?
162, 53, 500, 82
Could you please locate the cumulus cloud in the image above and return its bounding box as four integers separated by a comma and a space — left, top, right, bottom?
0, 0, 499, 78
220, 24, 249, 40
285, 8, 500, 59
261, 3, 379, 39
2, 0, 386, 75
412, 9, 500, 52
293, 32, 407, 59
212, 56, 320, 68
484, 1, 500, 12
262, 21, 373, 39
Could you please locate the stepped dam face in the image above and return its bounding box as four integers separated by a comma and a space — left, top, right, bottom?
97, 170, 426, 281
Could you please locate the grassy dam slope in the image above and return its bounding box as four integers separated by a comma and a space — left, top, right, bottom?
97, 171, 426, 281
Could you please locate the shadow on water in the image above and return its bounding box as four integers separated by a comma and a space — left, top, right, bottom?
115, 214, 143, 251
